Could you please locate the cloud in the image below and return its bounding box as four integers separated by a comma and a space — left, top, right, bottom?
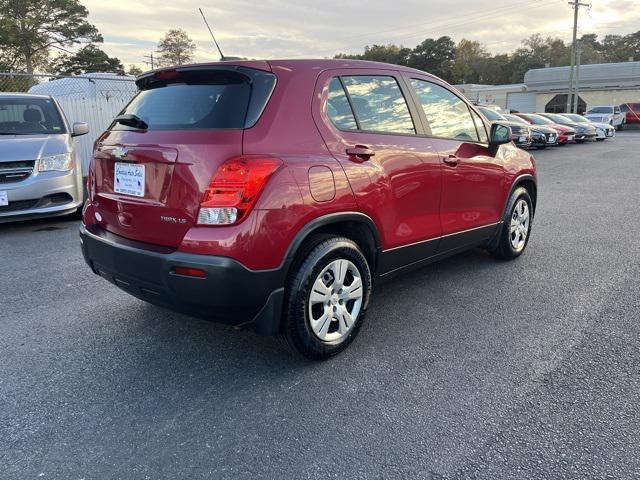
81, 0, 639, 68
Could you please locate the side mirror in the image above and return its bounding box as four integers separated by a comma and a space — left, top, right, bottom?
72, 122, 89, 137
489, 123, 512, 145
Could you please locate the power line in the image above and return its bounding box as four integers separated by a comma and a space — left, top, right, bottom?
333, 0, 556, 47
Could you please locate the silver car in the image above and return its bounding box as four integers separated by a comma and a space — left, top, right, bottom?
0, 93, 89, 222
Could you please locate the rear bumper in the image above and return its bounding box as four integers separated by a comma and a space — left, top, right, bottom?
79, 224, 285, 334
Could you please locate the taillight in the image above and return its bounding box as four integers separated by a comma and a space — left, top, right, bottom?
197, 156, 283, 226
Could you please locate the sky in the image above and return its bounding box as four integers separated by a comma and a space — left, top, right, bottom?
81, 0, 640, 68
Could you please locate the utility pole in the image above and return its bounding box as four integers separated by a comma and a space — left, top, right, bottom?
572, 41, 583, 113
566, 0, 590, 113
143, 52, 156, 70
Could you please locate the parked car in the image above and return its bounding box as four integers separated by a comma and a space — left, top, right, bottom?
562, 113, 615, 141
539, 113, 597, 143
620, 103, 640, 125
513, 113, 575, 145
80, 60, 537, 360
502, 113, 558, 148
583, 105, 626, 130
0, 93, 89, 222
477, 106, 532, 148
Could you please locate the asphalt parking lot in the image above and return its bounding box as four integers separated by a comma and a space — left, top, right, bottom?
2, 132, 640, 479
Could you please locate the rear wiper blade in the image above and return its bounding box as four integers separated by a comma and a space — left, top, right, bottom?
114, 114, 148, 130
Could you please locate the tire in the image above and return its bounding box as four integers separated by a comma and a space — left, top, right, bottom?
576, 139, 585, 144
488, 187, 533, 260
596, 138, 605, 142
618, 122, 625, 131
282, 235, 372, 360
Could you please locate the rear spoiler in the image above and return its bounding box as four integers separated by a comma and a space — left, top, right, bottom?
136, 61, 272, 89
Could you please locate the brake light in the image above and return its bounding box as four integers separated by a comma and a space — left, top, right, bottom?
197, 156, 283, 225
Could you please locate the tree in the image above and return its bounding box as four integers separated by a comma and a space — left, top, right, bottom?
407, 36, 456, 80
52, 44, 123, 75
0, 0, 101, 74
451, 39, 490, 84
157, 29, 196, 67
335, 44, 410, 66
128, 65, 143, 76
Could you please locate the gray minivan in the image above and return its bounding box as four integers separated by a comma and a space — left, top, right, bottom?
0, 93, 89, 222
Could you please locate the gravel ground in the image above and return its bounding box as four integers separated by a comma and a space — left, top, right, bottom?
1, 132, 639, 479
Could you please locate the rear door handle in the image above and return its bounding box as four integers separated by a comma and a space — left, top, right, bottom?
346, 145, 375, 161
443, 154, 460, 166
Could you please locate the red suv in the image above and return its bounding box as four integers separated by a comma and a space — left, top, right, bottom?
80, 60, 537, 359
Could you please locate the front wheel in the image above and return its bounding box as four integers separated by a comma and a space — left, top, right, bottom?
488, 187, 533, 260
282, 236, 372, 360
618, 122, 625, 131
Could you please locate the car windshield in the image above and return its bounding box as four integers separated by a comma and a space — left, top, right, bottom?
587, 107, 613, 114
0, 97, 66, 135
544, 113, 572, 123
478, 107, 506, 122
564, 114, 587, 122
522, 114, 552, 125
503, 114, 528, 125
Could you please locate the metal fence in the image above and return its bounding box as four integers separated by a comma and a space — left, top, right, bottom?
0, 72, 138, 174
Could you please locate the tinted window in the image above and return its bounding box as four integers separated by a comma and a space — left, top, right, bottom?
326, 78, 357, 130
410, 79, 479, 141
0, 97, 65, 135
341, 76, 415, 134
116, 74, 251, 130
471, 110, 488, 143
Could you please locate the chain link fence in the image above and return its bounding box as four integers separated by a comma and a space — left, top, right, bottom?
0, 72, 138, 174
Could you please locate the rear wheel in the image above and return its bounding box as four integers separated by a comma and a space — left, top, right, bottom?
488, 187, 533, 260
282, 236, 372, 360
618, 121, 625, 131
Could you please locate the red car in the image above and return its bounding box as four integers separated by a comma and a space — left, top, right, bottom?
80, 60, 537, 359
621, 103, 640, 124
513, 113, 575, 145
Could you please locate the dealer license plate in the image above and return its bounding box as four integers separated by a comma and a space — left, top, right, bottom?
567, 135, 574, 141
519, 136, 526, 142
114, 162, 145, 197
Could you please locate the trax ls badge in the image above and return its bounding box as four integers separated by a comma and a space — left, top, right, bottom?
161, 215, 188, 224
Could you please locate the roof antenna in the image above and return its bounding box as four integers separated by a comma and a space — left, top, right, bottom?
199, 8, 225, 61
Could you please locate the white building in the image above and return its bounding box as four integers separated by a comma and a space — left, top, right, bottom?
456, 61, 640, 114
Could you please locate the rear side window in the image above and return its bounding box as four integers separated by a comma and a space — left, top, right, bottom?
327, 78, 357, 130
115, 69, 275, 130
340, 76, 415, 135
410, 79, 479, 142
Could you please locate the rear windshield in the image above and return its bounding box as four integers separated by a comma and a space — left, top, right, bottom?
0, 97, 66, 135
114, 68, 275, 131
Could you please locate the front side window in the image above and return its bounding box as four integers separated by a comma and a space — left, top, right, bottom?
326, 77, 357, 130
341, 76, 415, 135
410, 79, 479, 142
471, 110, 489, 143
0, 97, 66, 135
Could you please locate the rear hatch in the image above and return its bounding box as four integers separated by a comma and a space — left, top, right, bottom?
92, 64, 276, 247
